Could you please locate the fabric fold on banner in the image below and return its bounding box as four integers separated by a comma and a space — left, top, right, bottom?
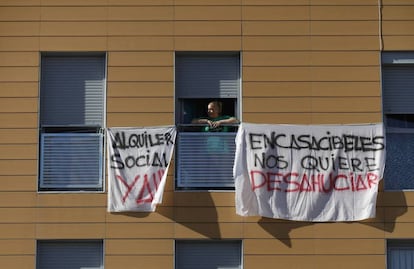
234, 123, 386, 222
107, 126, 176, 212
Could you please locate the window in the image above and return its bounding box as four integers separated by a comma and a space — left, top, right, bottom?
382, 52, 414, 190
387, 240, 414, 269
175, 52, 241, 189
175, 240, 242, 269
39, 54, 106, 191
37, 240, 104, 269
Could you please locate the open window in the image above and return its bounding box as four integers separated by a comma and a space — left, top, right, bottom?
175, 52, 241, 190
178, 98, 238, 132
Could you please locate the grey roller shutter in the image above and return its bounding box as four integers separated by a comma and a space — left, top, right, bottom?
382, 66, 414, 114
40, 133, 103, 190
40, 55, 105, 127
175, 241, 242, 269
382, 52, 414, 114
37, 240, 103, 269
175, 54, 240, 99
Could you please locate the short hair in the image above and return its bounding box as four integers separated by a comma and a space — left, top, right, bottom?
209, 100, 222, 113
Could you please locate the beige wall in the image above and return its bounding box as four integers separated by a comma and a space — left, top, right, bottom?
0, 0, 412, 268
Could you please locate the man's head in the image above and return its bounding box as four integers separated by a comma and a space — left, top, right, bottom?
207, 101, 222, 118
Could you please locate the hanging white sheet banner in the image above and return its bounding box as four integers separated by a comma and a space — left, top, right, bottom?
234, 123, 385, 222
107, 126, 176, 212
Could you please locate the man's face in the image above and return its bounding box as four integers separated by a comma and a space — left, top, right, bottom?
207, 102, 220, 118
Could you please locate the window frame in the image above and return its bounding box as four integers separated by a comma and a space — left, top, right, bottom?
382, 52, 414, 191
175, 240, 243, 269
174, 52, 241, 191
387, 239, 414, 269
36, 239, 104, 269
38, 52, 107, 192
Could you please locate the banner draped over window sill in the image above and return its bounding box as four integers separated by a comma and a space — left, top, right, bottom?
234, 122, 385, 222
107, 126, 176, 212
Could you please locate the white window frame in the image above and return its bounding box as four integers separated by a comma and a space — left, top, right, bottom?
174, 52, 241, 190
38, 53, 106, 192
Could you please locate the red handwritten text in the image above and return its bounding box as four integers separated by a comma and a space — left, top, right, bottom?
250, 170, 379, 193
116, 169, 165, 204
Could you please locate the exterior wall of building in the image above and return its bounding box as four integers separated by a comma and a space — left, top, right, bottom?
0, 0, 412, 268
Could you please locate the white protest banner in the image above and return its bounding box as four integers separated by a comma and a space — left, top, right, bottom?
107, 126, 176, 212
234, 123, 385, 222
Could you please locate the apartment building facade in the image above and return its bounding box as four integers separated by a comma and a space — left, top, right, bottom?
0, 0, 413, 268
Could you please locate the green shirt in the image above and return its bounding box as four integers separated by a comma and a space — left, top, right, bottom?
202, 115, 232, 132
